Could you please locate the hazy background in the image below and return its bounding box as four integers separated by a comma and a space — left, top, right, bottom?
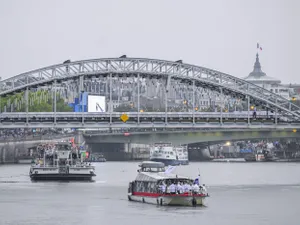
0, 0, 299, 83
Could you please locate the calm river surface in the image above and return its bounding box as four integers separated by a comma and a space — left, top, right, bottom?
0, 162, 300, 225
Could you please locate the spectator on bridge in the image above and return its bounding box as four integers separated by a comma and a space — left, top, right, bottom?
253, 107, 257, 119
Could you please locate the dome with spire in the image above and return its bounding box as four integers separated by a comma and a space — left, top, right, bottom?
243, 53, 281, 84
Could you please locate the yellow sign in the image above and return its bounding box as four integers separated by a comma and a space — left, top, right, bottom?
120, 113, 129, 122
292, 129, 297, 133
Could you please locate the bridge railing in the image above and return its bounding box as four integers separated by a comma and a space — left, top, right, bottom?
0, 111, 296, 124
0, 111, 283, 118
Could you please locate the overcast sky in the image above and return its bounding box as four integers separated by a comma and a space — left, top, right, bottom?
0, 0, 299, 83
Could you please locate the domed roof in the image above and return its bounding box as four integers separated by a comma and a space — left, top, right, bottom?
243, 54, 280, 83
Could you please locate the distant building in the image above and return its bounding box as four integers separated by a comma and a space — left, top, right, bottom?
243, 53, 292, 100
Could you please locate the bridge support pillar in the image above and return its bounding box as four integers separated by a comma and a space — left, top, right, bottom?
14, 148, 19, 163
1, 148, 6, 164
124, 142, 132, 153
75, 131, 84, 146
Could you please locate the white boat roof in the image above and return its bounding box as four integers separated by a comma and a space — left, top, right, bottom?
139, 161, 165, 168
135, 171, 191, 182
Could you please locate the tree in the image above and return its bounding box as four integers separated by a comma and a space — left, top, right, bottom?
1, 90, 73, 112
114, 104, 137, 112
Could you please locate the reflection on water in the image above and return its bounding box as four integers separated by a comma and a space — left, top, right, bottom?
0, 162, 300, 225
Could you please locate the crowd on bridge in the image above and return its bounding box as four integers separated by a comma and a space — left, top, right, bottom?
0, 128, 75, 142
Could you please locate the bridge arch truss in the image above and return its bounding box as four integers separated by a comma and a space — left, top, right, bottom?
0, 57, 300, 122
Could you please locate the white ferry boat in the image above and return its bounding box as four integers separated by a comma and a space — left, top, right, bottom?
29, 142, 96, 181
150, 143, 189, 166
127, 161, 208, 206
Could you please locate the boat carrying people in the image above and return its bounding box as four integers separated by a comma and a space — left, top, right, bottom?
127, 161, 209, 206
29, 141, 96, 181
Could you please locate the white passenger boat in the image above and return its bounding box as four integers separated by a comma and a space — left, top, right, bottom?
127, 161, 208, 206
150, 143, 189, 166
29, 142, 96, 181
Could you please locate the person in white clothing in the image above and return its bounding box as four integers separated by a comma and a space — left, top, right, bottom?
159, 183, 166, 193
169, 183, 176, 194
176, 182, 183, 194
192, 183, 200, 194
184, 183, 191, 193
202, 184, 207, 194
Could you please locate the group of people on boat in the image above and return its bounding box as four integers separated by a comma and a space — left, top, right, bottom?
158, 180, 207, 195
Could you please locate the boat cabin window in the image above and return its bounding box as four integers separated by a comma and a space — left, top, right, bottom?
132, 181, 158, 193
141, 167, 165, 172
158, 178, 193, 185
56, 144, 71, 151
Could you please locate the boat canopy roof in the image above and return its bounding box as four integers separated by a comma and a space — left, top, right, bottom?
135, 171, 191, 182
139, 161, 165, 169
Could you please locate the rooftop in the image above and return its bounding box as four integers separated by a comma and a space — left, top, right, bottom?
243, 53, 281, 83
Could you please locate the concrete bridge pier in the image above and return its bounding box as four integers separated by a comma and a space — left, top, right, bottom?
75, 131, 84, 145
14, 147, 19, 163
124, 142, 132, 153
0, 147, 6, 164
124, 142, 133, 160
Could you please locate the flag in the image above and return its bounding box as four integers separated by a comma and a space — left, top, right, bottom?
80, 141, 85, 148
164, 165, 176, 174
194, 175, 200, 185
257, 43, 262, 51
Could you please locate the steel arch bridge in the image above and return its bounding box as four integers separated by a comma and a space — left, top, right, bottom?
0, 56, 300, 124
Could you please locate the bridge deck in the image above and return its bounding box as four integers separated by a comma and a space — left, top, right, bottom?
0, 112, 299, 128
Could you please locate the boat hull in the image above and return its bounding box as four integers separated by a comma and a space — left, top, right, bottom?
30, 173, 96, 181
86, 159, 106, 163
150, 158, 189, 166
128, 193, 206, 206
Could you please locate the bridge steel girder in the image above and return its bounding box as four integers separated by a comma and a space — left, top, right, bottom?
83, 129, 300, 145
0, 57, 299, 120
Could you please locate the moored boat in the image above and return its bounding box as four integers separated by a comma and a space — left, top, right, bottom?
86, 153, 107, 162
150, 143, 189, 166
127, 161, 208, 206
29, 142, 96, 181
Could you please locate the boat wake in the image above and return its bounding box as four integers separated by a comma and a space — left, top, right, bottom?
0, 180, 31, 184
210, 183, 300, 190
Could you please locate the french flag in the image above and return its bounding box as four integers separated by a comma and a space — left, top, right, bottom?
257, 43, 262, 50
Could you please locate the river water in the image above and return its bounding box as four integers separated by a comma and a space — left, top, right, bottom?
0, 162, 299, 225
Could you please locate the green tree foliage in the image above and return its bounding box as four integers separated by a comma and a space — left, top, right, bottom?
114, 104, 137, 112
0, 90, 73, 112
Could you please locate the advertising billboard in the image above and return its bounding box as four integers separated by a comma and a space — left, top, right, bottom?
88, 95, 106, 112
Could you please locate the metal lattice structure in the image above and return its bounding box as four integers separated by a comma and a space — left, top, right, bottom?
0, 57, 300, 120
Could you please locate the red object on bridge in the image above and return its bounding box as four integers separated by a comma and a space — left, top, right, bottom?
124, 132, 130, 136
